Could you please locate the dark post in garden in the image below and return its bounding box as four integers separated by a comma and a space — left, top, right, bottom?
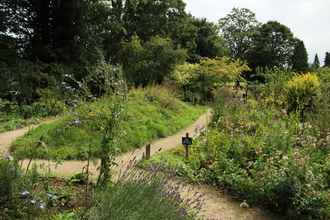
244, 82, 249, 103
182, 133, 193, 158
146, 144, 151, 159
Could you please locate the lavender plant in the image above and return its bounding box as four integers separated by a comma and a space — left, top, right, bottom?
90, 158, 205, 220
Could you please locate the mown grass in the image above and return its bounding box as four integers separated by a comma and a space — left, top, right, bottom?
10, 85, 205, 160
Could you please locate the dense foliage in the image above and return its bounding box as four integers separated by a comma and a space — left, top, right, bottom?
180, 70, 330, 219
2, 2, 330, 219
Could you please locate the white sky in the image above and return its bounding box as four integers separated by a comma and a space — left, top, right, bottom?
184, 0, 330, 64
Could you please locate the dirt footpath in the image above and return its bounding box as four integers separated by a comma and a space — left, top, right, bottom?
0, 110, 285, 220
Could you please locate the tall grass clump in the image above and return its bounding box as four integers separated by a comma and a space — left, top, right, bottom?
90, 158, 205, 220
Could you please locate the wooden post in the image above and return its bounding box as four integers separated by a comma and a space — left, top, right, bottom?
185, 133, 189, 158
146, 144, 150, 159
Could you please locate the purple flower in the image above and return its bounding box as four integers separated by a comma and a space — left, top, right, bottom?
116, 92, 120, 95
73, 100, 78, 102
72, 88, 76, 91
62, 82, 66, 84
30, 200, 36, 204
22, 190, 30, 195
113, 68, 117, 71
66, 86, 71, 89
40, 202, 46, 209
57, 129, 61, 132
75, 119, 80, 124
6, 155, 13, 159
88, 95, 93, 97
46, 194, 52, 197
68, 122, 72, 125
18, 172, 23, 176
10, 168, 15, 171
73, 104, 77, 107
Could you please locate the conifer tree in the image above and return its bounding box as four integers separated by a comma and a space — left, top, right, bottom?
324, 52, 330, 67
313, 53, 320, 69
291, 39, 308, 73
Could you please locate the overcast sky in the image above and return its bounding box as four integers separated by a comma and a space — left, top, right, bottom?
184, 0, 330, 64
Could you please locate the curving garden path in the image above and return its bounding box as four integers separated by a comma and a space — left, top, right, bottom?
0, 111, 285, 220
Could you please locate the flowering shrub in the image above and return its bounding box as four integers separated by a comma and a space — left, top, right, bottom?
212, 86, 245, 123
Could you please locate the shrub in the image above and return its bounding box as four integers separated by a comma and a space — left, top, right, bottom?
90, 160, 204, 220
284, 72, 321, 114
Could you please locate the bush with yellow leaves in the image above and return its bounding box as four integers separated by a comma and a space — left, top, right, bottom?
284, 72, 321, 114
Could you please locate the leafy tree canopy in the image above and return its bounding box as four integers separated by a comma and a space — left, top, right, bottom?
246, 20, 296, 72
218, 7, 261, 60
199, 56, 250, 85
188, 17, 228, 63
121, 35, 187, 86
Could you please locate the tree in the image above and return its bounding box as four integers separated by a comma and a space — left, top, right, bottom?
291, 39, 308, 73
199, 56, 250, 85
218, 7, 261, 60
246, 20, 295, 72
123, 0, 188, 42
102, 0, 195, 64
121, 36, 187, 86
2, 0, 106, 74
313, 54, 320, 69
324, 52, 330, 67
187, 17, 227, 63
102, 0, 129, 64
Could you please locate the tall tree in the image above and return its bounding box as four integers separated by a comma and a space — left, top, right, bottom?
104, 0, 194, 64
123, 0, 188, 42
313, 53, 320, 69
2, 0, 106, 72
246, 20, 295, 71
291, 39, 308, 73
102, 0, 127, 64
121, 36, 187, 86
218, 7, 261, 60
324, 52, 330, 67
187, 17, 227, 63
